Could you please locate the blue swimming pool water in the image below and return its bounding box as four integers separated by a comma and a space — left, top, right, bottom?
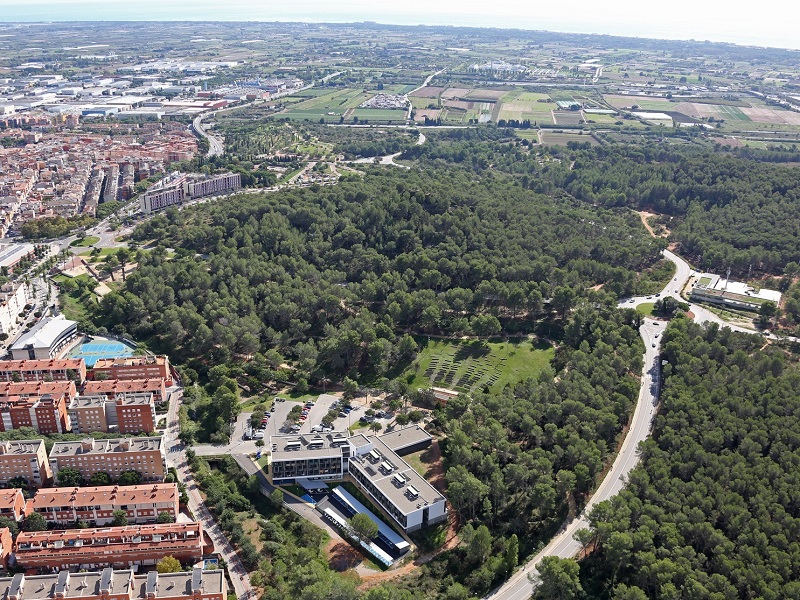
67, 339, 135, 367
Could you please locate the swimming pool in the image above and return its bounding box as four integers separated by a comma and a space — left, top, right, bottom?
66, 338, 136, 367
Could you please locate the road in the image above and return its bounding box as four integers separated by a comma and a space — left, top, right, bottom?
164, 392, 254, 599
487, 249, 693, 600
486, 318, 663, 600
408, 68, 446, 96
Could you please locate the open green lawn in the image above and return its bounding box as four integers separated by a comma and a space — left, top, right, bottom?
404, 337, 554, 394
70, 236, 100, 247
350, 108, 408, 123
636, 302, 655, 316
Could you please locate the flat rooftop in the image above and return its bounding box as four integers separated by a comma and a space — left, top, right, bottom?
378, 425, 432, 455
0, 439, 45, 456
49, 436, 163, 457
350, 436, 445, 516
93, 355, 168, 368
83, 379, 165, 394
270, 431, 351, 460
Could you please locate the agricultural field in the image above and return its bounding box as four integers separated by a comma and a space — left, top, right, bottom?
552, 110, 584, 126
405, 338, 554, 394
276, 88, 373, 122
349, 108, 408, 123
604, 94, 671, 110
540, 131, 599, 146
497, 90, 554, 124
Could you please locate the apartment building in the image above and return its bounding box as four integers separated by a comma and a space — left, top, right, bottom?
0, 527, 10, 569
28, 482, 179, 526
0, 393, 71, 434
69, 393, 156, 434
0, 439, 51, 487
0, 282, 29, 337
0, 568, 226, 600
0, 358, 87, 384
186, 172, 241, 198
92, 355, 172, 386
49, 437, 166, 483
83, 378, 167, 405
14, 521, 204, 569
0, 488, 28, 521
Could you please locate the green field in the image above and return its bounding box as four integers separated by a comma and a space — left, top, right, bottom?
276, 88, 372, 121
405, 338, 554, 394
541, 131, 598, 146
70, 236, 100, 247
498, 90, 554, 123
636, 302, 656, 316
349, 108, 408, 122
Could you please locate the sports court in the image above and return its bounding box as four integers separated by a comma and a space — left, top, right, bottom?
66, 338, 135, 367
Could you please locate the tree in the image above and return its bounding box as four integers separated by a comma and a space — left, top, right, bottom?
23, 512, 47, 532
117, 470, 142, 486
157, 511, 175, 524
57, 466, 83, 487
7, 476, 28, 489
533, 556, 584, 600
111, 509, 128, 527
348, 513, 378, 543
572, 528, 593, 556
369, 421, 383, 433
343, 377, 359, 400
505, 533, 519, 573
156, 555, 182, 574
90, 471, 112, 486
0, 516, 19, 537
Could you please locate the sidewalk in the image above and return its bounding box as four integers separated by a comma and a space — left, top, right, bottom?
166, 396, 254, 599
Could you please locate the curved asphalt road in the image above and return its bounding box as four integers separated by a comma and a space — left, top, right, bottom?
486, 249, 691, 600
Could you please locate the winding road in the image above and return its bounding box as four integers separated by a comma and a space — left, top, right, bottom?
486, 248, 691, 600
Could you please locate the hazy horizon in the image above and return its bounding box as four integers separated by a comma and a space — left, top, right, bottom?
2, 0, 800, 51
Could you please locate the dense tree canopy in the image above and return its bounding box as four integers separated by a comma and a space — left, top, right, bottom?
580, 317, 800, 600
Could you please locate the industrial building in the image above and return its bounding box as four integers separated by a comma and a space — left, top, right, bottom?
49, 437, 166, 483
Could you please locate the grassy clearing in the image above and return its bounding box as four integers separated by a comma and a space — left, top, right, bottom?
541, 131, 598, 146
350, 108, 408, 122
70, 236, 100, 247
405, 337, 554, 394
636, 302, 655, 316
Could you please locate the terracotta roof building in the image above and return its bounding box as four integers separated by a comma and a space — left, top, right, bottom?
0, 393, 71, 434
28, 482, 179, 527
48, 437, 166, 483
0, 488, 28, 522
14, 522, 204, 569
91, 355, 172, 387
0, 527, 10, 570
0, 358, 86, 384
82, 379, 166, 405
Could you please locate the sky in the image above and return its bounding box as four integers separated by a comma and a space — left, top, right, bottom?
2, 0, 800, 51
